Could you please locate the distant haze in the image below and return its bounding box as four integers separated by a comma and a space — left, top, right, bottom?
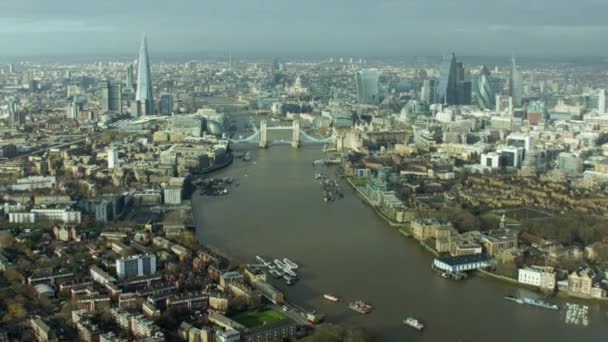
1, 0, 608, 57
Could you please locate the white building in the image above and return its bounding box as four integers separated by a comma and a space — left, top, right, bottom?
116, 254, 157, 280
107, 147, 118, 169
480, 152, 501, 168
518, 266, 556, 290
8, 212, 36, 223
163, 186, 182, 205
599, 89, 606, 114
31, 208, 82, 224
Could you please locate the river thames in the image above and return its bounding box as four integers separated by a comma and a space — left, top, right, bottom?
192, 144, 608, 341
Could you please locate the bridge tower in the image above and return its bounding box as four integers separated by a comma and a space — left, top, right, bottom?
259, 120, 268, 148
291, 119, 300, 148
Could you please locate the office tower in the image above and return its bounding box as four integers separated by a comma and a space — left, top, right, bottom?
355, 69, 379, 105
136, 34, 154, 116
471, 66, 496, 110
436, 53, 471, 105
100, 81, 123, 113
456, 81, 471, 105
126, 64, 134, 91
436, 53, 458, 104
7, 99, 18, 128
115, 254, 156, 279
420, 79, 436, 104
8, 64, 15, 73
67, 101, 81, 120
107, 147, 118, 169
599, 89, 606, 114
159, 94, 175, 115
510, 55, 523, 107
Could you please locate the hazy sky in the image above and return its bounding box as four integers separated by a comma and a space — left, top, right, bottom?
1, 0, 607, 57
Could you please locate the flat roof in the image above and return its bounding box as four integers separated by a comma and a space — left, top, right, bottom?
436, 253, 491, 266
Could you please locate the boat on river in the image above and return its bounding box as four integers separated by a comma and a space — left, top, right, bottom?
323, 294, 340, 303
348, 300, 373, 314
504, 296, 558, 310
403, 317, 424, 331
283, 258, 299, 270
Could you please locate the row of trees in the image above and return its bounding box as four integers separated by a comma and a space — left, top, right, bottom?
520, 212, 608, 246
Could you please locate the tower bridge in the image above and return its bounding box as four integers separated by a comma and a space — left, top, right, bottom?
229, 119, 333, 148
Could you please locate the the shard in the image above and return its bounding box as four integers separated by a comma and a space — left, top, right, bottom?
136, 34, 154, 116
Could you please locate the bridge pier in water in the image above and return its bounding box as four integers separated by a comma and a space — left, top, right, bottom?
259, 119, 268, 148
291, 119, 300, 148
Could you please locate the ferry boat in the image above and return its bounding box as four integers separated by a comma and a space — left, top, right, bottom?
522, 296, 559, 310
348, 300, 373, 314
323, 294, 340, 303
283, 258, 299, 270
504, 296, 558, 310
403, 317, 424, 331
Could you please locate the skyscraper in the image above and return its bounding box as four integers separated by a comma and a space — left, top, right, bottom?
7, 98, 18, 128
510, 55, 523, 107
436, 53, 458, 104
136, 34, 154, 116
100, 81, 123, 113
436, 53, 471, 105
472, 66, 496, 110
126, 64, 134, 91
420, 79, 436, 104
355, 69, 379, 105
159, 94, 175, 115
598, 89, 606, 114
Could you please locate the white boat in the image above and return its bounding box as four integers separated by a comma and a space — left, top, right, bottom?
256, 256, 267, 264
274, 259, 286, 269
323, 294, 339, 303
283, 268, 297, 278
403, 317, 424, 331
283, 258, 299, 270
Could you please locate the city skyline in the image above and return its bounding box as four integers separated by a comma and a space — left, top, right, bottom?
1, 0, 608, 57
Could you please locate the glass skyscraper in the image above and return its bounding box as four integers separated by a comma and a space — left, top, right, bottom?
355, 69, 379, 105
510, 55, 523, 107
136, 34, 154, 116
436, 53, 457, 104
472, 66, 496, 110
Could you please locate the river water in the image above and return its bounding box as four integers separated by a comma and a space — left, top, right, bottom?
193, 144, 608, 341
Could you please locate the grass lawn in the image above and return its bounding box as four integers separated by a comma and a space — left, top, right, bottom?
231, 309, 286, 328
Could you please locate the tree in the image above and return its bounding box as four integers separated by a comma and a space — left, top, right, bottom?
7, 302, 26, 320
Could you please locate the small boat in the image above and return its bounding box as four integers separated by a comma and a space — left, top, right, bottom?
348, 300, 373, 314
323, 294, 340, 303
403, 317, 424, 331
274, 259, 286, 269
256, 256, 267, 264
504, 295, 524, 304
283, 258, 299, 270
283, 268, 297, 278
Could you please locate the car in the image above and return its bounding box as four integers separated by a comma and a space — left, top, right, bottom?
282, 306, 289, 312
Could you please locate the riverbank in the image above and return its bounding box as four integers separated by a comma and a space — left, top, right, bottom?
342, 175, 407, 229
341, 171, 606, 303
